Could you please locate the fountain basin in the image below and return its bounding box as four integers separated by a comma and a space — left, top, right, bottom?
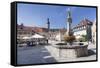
52, 44, 88, 58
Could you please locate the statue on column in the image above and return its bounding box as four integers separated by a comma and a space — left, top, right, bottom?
64, 8, 75, 45
66, 8, 73, 36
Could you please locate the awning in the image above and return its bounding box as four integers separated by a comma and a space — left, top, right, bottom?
30, 34, 44, 39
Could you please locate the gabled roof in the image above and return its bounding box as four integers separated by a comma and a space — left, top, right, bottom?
17, 24, 48, 33
17, 24, 35, 32
73, 18, 93, 29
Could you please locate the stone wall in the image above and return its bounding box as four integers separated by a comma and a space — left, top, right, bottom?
52, 45, 88, 58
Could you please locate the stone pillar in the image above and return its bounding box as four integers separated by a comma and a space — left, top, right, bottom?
67, 8, 72, 36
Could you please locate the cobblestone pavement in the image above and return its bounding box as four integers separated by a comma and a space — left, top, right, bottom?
17, 46, 57, 65
17, 41, 97, 64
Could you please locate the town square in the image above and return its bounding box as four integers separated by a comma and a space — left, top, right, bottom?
17, 3, 97, 64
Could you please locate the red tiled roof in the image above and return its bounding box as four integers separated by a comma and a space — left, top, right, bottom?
17, 24, 66, 33
17, 24, 35, 32
17, 24, 48, 33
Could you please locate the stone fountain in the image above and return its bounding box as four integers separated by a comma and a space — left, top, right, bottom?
52, 8, 88, 58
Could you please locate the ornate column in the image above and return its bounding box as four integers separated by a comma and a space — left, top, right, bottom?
67, 8, 72, 36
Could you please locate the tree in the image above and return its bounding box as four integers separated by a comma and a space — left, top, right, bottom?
64, 34, 76, 45
78, 35, 87, 42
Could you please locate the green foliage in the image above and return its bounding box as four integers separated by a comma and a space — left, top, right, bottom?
79, 35, 87, 42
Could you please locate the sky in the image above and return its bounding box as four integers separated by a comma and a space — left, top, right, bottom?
17, 3, 96, 29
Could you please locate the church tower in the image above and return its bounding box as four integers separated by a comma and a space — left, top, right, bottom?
47, 18, 50, 32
